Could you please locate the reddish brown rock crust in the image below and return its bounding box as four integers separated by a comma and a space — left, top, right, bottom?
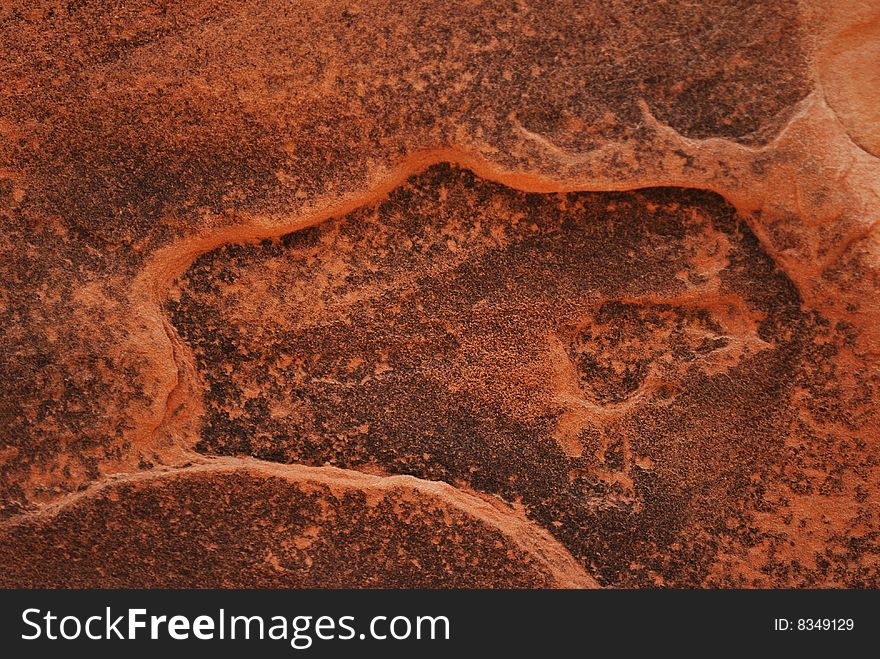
0, 0, 878, 588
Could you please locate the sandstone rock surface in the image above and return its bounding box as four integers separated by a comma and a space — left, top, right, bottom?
1, 0, 878, 587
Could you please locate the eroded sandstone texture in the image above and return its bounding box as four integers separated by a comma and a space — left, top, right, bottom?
1, 0, 878, 587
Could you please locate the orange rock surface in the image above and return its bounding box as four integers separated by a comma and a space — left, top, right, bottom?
0, 0, 878, 587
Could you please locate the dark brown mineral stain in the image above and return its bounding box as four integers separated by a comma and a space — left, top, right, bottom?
167, 164, 877, 586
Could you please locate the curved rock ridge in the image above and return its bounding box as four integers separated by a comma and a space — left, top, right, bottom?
0, 0, 878, 587
0, 458, 596, 588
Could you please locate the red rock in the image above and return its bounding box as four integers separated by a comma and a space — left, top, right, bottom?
0, 0, 877, 587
